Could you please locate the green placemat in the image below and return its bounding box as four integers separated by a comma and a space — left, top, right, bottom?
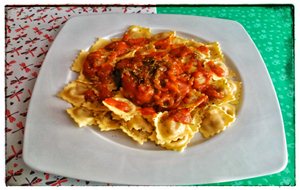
157, 5, 295, 186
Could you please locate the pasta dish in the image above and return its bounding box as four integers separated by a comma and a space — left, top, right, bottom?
58, 25, 241, 151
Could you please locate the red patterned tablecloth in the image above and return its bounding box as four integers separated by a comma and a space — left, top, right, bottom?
5, 6, 156, 186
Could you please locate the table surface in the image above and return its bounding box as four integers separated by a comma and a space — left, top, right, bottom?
5, 5, 294, 186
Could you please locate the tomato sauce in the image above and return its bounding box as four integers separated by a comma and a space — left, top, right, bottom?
103, 98, 131, 112
207, 61, 224, 77
81, 31, 225, 124
169, 108, 192, 124
139, 107, 156, 116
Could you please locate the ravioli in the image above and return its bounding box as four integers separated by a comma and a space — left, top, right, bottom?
58, 80, 90, 107
126, 114, 154, 133
210, 78, 236, 105
95, 112, 122, 131
124, 25, 151, 39
154, 112, 192, 144
102, 95, 137, 121
120, 126, 150, 145
207, 42, 224, 61
227, 80, 242, 105
199, 105, 235, 138
58, 25, 242, 151
72, 50, 89, 72
66, 106, 96, 127
89, 38, 110, 53
160, 124, 198, 152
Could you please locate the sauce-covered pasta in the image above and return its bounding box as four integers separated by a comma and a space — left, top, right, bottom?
58, 26, 242, 151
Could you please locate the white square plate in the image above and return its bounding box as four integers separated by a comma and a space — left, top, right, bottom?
23, 14, 287, 185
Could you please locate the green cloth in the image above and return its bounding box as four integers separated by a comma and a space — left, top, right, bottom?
157, 5, 295, 186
